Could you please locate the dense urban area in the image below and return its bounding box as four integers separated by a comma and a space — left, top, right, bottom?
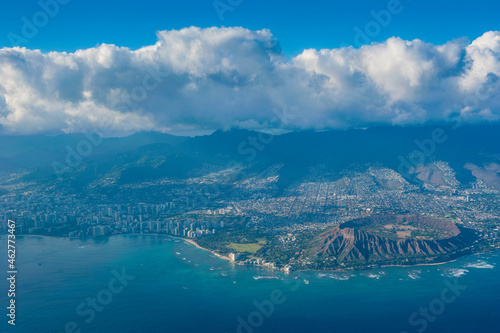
1, 161, 500, 271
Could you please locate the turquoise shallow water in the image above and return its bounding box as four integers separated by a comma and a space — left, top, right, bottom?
0, 234, 499, 333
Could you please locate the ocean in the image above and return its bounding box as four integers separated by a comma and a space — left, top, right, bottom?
1, 234, 499, 333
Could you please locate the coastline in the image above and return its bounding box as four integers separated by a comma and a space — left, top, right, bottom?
172, 236, 468, 272
380, 258, 459, 268
14, 234, 66, 239
175, 237, 233, 262
8, 233, 496, 272
295, 259, 459, 273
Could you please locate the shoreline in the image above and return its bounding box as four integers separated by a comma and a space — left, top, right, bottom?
7, 233, 496, 272
380, 258, 459, 268
170, 236, 473, 272
174, 237, 233, 262
12, 234, 65, 239
295, 258, 460, 273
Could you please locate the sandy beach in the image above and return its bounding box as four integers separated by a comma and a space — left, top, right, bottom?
180, 237, 232, 261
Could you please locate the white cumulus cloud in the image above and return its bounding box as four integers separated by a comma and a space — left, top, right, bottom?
0, 27, 499, 135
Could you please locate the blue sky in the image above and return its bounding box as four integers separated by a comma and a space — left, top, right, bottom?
0, 0, 499, 55
0, 0, 500, 135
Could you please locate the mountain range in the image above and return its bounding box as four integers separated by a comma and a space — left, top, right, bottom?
1, 124, 499, 192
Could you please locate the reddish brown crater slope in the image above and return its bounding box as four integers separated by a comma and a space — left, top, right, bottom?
311, 215, 477, 263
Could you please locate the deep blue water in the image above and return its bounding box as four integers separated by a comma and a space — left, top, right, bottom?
0, 235, 499, 333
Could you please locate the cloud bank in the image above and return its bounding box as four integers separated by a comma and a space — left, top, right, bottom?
0, 27, 499, 135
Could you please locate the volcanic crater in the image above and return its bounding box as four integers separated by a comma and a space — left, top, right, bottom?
312, 215, 478, 264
